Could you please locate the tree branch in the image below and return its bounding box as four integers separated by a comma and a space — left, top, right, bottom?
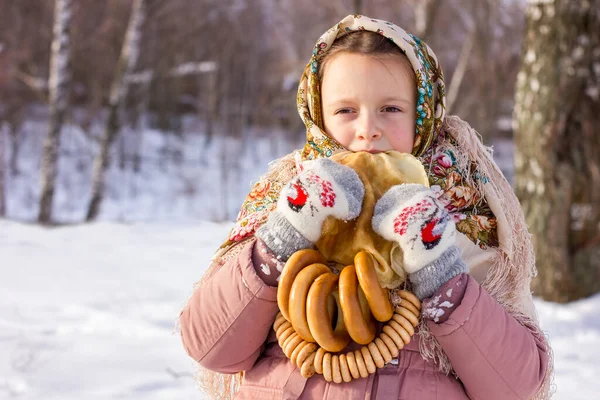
445, 28, 476, 115
13, 69, 49, 103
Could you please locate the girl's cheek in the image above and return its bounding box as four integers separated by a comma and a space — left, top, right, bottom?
391, 132, 415, 151
327, 127, 351, 145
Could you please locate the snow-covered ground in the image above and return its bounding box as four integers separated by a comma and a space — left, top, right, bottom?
0, 220, 223, 399
1, 219, 598, 400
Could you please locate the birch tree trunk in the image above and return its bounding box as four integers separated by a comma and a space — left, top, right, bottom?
514, 0, 600, 302
38, 0, 72, 224
86, 0, 146, 221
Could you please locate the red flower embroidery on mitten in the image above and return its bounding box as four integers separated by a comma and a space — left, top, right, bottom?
392, 199, 434, 236
306, 172, 336, 208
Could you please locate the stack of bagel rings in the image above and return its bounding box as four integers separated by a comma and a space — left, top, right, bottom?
275, 248, 421, 382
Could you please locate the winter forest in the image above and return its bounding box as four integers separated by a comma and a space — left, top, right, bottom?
1, 0, 599, 399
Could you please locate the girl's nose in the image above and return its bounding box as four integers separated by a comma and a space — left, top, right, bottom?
356, 114, 381, 142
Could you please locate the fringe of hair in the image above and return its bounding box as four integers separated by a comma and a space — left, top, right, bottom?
196, 369, 243, 400
442, 116, 554, 399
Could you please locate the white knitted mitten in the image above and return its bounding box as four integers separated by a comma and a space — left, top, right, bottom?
372, 184, 468, 299
256, 158, 364, 261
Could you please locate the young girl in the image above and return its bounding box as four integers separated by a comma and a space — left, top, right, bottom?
179, 15, 553, 400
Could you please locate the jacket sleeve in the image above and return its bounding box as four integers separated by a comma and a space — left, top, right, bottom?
179, 239, 279, 374
429, 275, 549, 400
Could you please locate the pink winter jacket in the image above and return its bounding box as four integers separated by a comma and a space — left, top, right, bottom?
180, 240, 548, 400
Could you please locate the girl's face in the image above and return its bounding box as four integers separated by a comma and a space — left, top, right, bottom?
321, 52, 416, 154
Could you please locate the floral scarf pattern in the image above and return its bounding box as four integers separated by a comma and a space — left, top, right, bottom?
222, 15, 497, 251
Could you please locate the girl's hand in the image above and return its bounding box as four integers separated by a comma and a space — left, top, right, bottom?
256, 158, 364, 261
372, 184, 468, 299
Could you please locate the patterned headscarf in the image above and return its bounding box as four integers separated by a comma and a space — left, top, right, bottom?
221, 14, 498, 252
298, 14, 446, 160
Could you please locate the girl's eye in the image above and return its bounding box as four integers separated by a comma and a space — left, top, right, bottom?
382, 106, 402, 113
335, 108, 353, 115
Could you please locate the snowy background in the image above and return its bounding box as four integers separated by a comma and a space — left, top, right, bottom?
1, 119, 598, 399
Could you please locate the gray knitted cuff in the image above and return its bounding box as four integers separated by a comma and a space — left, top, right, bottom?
409, 246, 468, 300
255, 211, 314, 261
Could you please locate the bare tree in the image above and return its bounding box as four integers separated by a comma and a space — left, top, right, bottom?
354, 0, 363, 14
445, 25, 476, 115
0, 123, 5, 217
410, 0, 440, 42
86, 0, 146, 221
2, 104, 26, 177
514, 0, 600, 302
38, 0, 72, 224
201, 67, 217, 148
